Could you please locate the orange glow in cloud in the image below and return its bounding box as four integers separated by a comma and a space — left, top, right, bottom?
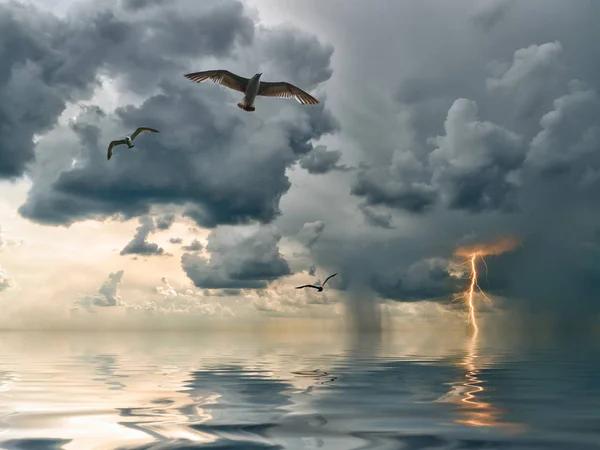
453, 236, 521, 333
454, 236, 521, 258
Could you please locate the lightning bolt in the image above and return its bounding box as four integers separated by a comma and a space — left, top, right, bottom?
463, 253, 492, 334
454, 236, 520, 333
467, 254, 479, 333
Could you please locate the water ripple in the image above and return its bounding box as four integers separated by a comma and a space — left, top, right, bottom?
0, 332, 598, 449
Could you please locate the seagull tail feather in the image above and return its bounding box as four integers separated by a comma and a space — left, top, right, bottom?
237, 102, 255, 112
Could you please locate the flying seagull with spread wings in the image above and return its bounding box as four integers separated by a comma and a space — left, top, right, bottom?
295, 273, 337, 292
183, 70, 319, 112
107, 127, 159, 160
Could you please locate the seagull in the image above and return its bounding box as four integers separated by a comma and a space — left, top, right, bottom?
107, 127, 159, 160
295, 273, 337, 292
183, 70, 319, 112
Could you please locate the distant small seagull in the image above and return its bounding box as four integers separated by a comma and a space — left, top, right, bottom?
296, 273, 337, 292
183, 70, 319, 112
107, 127, 159, 160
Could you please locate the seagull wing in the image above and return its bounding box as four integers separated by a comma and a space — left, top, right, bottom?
131, 127, 159, 140
107, 140, 127, 160
295, 285, 321, 290
257, 81, 319, 105
184, 70, 249, 93
321, 273, 338, 287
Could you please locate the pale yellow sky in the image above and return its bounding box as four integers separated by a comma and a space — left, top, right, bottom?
0, 173, 358, 329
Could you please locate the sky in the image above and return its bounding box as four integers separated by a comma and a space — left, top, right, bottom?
1, 0, 600, 331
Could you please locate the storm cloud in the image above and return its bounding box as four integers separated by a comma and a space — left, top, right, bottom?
5, 0, 600, 330
15, 0, 337, 230
351, 155, 437, 214
371, 258, 462, 302
428, 98, 527, 212
155, 213, 176, 230
358, 204, 394, 229
299, 145, 348, 174
0, 2, 97, 179
471, 0, 514, 31
275, 0, 600, 328
120, 215, 165, 256
297, 220, 325, 248
181, 225, 291, 289
182, 239, 203, 252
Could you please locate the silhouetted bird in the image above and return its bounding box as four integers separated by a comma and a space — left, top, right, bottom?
107, 127, 159, 160
183, 70, 319, 112
295, 273, 337, 292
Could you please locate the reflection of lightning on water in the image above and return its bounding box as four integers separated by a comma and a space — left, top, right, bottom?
453, 237, 521, 333
436, 331, 525, 432
457, 332, 525, 432
458, 331, 502, 427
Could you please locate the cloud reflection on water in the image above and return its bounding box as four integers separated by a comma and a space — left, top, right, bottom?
0, 330, 597, 449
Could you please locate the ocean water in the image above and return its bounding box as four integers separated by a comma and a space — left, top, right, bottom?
0, 330, 598, 450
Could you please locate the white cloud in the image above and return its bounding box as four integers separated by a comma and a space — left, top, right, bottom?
0, 265, 14, 292
151, 276, 235, 316
73, 271, 234, 317
74, 270, 125, 311
247, 283, 341, 316
0, 225, 23, 251
487, 42, 563, 93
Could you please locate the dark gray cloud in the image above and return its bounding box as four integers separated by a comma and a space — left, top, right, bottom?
525, 81, 600, 175
298, 145, 349, 174
155, 213, 175, 230
0, 2, 100, 179
92, 0, 254, 95
428, 98, 527, 212
0, 0, 257, 179
486, 41, 566, 119
255, 26, 334, 91
169, 237, 183, 244
352, 98, 527, 215
120, 215, 165, 256
272, 0, 600, 329
297, 221, 325, 248
351, 157, 437, 214
122, 0, 167, 10
471, 0, 514, 31
182, 239, 203, 252
17, 0, 337, 229
358, 204, 394, 229
371, 258, 462, 302
181, 225, 291, 289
